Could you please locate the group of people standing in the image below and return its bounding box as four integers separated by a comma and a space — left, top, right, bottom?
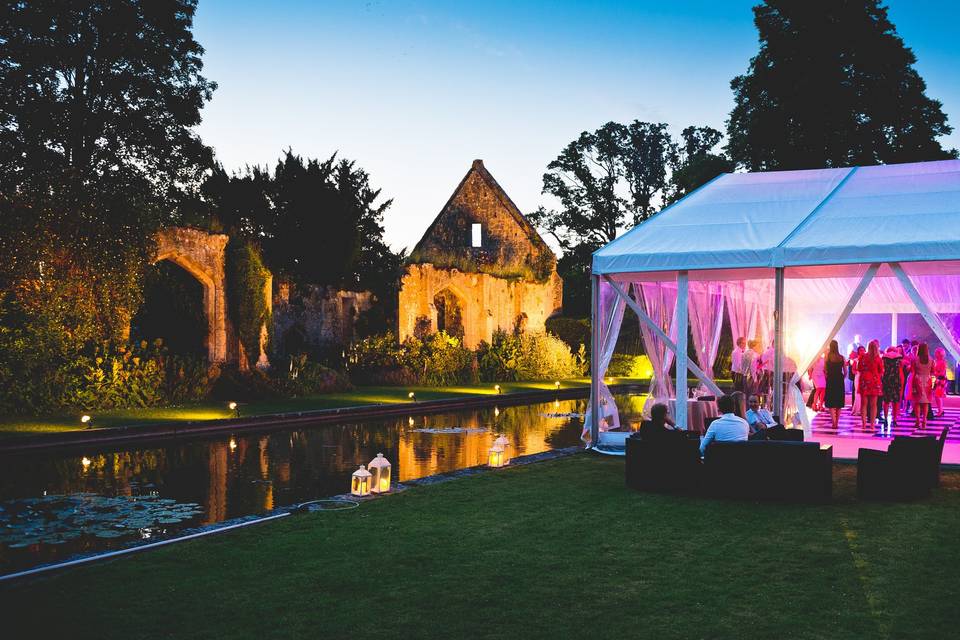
730, 337, 796, 401
816, 339, 948, 431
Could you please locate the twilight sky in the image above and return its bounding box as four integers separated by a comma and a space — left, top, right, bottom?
192, 0, 960, 253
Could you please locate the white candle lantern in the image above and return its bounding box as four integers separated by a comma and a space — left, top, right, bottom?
493, 434, 510, 465
369, 452, 392, 494
351, 465, 372, 497
488, 444, 506, 468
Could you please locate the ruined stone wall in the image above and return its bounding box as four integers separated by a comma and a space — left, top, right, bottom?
397, 263, 563, 349
412, 160, 555, 279
272, 283, 375, 352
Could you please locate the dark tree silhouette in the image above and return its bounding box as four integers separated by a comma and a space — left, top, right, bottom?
667, 126, 735, 204
727, 0, 956, 170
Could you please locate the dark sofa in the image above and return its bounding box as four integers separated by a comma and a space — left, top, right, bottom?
625, 432, 701, 492
702, 440, 833, 501
857, 426, 949, 500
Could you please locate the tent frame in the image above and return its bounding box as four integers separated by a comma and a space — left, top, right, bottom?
589, 260, 960, 445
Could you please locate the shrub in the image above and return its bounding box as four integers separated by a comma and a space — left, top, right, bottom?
545, 316, 590, 353
477, 330, 583, 382
226, 238, 271, 366
607, 354, 654, 379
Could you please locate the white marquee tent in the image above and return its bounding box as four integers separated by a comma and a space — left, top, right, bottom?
586, 159, 960, 447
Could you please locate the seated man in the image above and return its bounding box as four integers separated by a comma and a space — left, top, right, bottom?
637, 403, 679, 441
745, 394, 778, 439
700, 393, 749, 456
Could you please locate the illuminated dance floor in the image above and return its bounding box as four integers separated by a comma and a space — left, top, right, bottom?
809, 395, 960, 464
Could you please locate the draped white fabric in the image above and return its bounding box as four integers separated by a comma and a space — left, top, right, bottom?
723, 280, 773, 347
582, 279, 626, 443
634, 281, 678, 402
688, 282, 725, 389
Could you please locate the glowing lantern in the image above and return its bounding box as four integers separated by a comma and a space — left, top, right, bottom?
493, 434, 510, 465
351, 465, 372, 497
369, 453, 392, 494
488, 444, 506, 468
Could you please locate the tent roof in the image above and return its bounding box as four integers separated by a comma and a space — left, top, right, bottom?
592, 159, 960, 275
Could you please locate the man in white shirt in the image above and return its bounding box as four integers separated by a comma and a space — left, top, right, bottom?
731, 337, 746, 390
745, 394, 778, 438
700, 394, 749, 456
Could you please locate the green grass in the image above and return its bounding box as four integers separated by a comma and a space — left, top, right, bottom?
3, 456, 958, 639
0, 379, 619, 438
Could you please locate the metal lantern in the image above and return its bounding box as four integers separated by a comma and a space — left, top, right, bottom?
488, 444, 506, 468
493, 434, 511, 465
369, 452, 392, 494
351, 465, 372, 497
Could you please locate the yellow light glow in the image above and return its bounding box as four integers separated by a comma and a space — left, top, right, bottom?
555, 381, 561, 389
229, 438, 237, 451
379, 477, 390, 492
408, 416, 415, 427
488, 446, 505, 468
81, 457, 91, 468
228, 402, 237, 411
554, 399, 560, 409
408, 391, 416, 400
80, 415, 91, 424
494, 407, 500, 417
494, 384, 501, 394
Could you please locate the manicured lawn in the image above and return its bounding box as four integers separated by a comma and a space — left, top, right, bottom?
0, 379, 622, 438
3, 456, 958, 639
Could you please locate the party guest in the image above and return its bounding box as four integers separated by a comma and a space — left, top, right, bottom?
858, 340, 883, 430
700, 394, 749, 456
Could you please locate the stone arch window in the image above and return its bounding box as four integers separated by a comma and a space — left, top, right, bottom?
433, 288, 465, 338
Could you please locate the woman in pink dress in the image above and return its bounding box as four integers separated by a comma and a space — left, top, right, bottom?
913, 343, 934, 430
933, 347, 948, 417
858, 340, 884, 430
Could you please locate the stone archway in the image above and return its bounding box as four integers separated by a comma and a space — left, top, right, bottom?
152, 228, 230, 363
433, 287, 465, 339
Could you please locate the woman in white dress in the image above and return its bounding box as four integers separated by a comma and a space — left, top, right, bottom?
811, 352, 827, 411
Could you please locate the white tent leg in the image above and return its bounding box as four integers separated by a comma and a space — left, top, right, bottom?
590, 274, 601, 448
773, 267, 784, 417
891, 263, 960, 365
891, 312, 898, 347
676, 271, 689, 429
603, 276, 722, 396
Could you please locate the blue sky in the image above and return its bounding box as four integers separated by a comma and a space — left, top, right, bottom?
193, 0, 960, 252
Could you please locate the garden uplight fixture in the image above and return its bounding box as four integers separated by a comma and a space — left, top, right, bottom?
369, 453, 392, 494
555, 381, 561, 390
81, 415, 91, 427
408, 391, 416, 402
351, 465, 372, 497
495, 384, 501, 394
229, 401, 239, 418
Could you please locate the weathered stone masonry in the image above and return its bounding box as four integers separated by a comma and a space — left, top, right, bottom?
398, 160, 562, 348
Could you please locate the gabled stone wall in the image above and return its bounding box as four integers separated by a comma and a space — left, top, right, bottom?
398, 264, 562, 349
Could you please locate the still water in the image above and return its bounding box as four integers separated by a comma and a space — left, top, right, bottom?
0, 396, 643, 576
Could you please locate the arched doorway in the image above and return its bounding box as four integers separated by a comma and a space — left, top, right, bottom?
433, 288, 465, 339
131, 260, 208, 357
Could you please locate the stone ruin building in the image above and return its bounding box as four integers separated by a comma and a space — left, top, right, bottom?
398, 159, 563, 348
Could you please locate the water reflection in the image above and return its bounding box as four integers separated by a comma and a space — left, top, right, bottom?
0, 397, 590, 575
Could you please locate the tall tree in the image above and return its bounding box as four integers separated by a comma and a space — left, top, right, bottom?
0, 0, 215, 339
666, 126, 735, 204
727, 0, 956, 171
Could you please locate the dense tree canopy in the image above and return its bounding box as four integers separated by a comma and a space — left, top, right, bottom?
0, 0, 215, 339
532, 121, 731, 314
727, 0, 956, 170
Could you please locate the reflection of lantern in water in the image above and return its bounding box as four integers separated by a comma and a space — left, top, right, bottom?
81, 456, 92, 469
554, 399, 560, 409
488, 445, 506, 468
229, 438, 237, 451
408, 416, 415, 427
369, 453, 392, 494
351, 465, 372, 497
494, 406, 500, 417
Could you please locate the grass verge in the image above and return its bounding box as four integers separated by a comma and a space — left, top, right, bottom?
2, 455, 958, 639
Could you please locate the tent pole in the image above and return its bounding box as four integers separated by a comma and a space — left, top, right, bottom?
890, 263, 960, 365
773, 268, 784, 418
676, 271, 689, 429
603, 276, 722, 396
891, 312, 898, 347
590, 273, 601, 448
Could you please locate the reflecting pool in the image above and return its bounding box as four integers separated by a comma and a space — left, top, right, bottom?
0, 396, 603, 576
